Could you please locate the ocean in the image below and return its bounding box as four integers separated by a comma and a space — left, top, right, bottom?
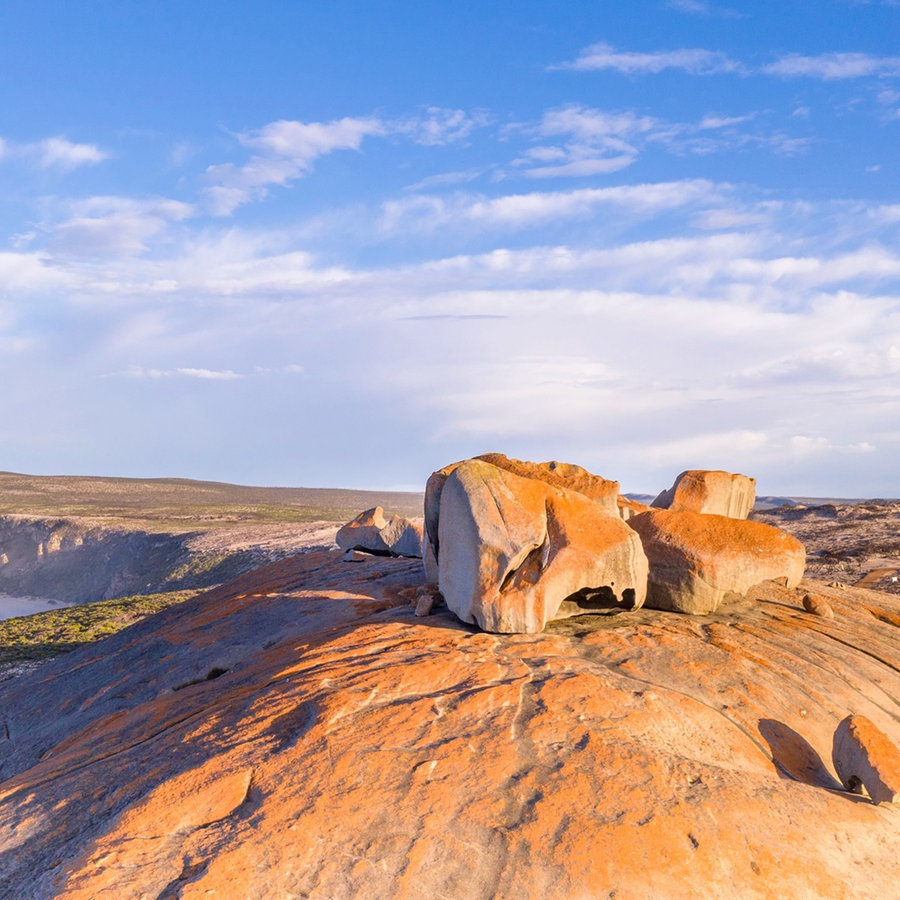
0, 593, 74, 623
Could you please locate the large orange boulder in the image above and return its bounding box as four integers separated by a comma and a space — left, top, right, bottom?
652, 469, 756, 519
436, 458, 647, 632
628, 508, 806, 614
424, 453, 618, 582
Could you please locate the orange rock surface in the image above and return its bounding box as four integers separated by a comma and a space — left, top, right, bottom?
0, 552, 898, 898
629, 508, 807, 614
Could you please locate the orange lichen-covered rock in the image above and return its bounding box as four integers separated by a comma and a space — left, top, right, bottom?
833, 714, 900, 804
424, 453, 619, 583
475, 453, 619, 511
652, 469, 757, 519
628, 508, 806, 614
437, 459, 647, 633
1, 554, 899, 898
336, 506, 423, 558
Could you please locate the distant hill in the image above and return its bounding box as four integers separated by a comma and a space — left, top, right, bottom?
0, 471, 424, 531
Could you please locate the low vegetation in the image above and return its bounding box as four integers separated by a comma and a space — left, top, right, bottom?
0, 471, 424, 532
0, 590, 200, 666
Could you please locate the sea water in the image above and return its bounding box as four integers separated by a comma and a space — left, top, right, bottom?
0, 593, 73, 623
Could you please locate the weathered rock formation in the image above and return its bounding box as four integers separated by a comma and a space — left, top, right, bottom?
335, 506, 424, 558
0, 554, 897, 897
427, 458, 801, 631
833, 714, 900, 805
652, 469, 756, 519
628, 508, 806, 614
427, 456, 646, 633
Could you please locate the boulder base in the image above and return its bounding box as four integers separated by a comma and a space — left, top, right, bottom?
628, 509, 806, 614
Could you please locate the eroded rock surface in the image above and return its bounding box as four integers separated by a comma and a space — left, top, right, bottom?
335, 506, 424, 558
652, 469, 756, 519
423, 453, 619, 583
434, 458, 646, 632
0, 554, 897, 898
628, 509, 806, 614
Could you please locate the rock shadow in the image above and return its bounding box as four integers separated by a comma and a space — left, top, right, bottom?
758, 718, 843, 790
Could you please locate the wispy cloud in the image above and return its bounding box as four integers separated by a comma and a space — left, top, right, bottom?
380, 179, 722, 234
204, 116, 386, 215
45, 196, 194, 258
514, 104, 660, 177
764, 52, 900, 79
396, 107, 490, 146
553, 42, 745, 75
665, 0, 743, 17
116, 366, 241, 380
0, 136, 109, 171
510, 104, 801, 178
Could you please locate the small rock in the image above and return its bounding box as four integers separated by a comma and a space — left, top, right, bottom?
802, 594, 834, 619
414, 594, 436, 617
828, 581, 846, 589
832, 714, 900, 804
342, 550, 367, 563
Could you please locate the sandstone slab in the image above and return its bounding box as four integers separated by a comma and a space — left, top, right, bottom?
436, 458, 647, 633
833, 714, 900, 804
336, 506, 424, 558
652, 469, 757, 519
0, 557, 898, 898
628, 508, 806, 614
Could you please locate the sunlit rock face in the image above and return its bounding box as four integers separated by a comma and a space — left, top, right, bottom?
426, 456, 647, 633
652, 469, 757, 519
628, 508, 807, 614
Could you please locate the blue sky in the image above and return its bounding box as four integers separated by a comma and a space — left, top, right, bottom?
1, 0, 898, 496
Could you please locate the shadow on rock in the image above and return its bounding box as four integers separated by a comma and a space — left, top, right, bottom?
758, 718, 843, 790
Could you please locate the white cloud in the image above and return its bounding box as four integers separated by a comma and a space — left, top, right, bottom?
396, 107, 489, 146
698, 114, 754, 129
553, 42, 745, 75
32, 137, 109, 169
117, 366, 242, 380
764, 52, 900, 79
665, 0, 743, 16
380, 179, 722, 234
0, 136, 109, 171
204, 116, 386, 215
0, 251, 76, 294
46, 196, 194, 259
514, 104, 660, 178
404, 168, 484, 191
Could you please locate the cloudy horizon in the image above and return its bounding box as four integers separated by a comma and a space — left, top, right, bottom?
1, 1, 898, 496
